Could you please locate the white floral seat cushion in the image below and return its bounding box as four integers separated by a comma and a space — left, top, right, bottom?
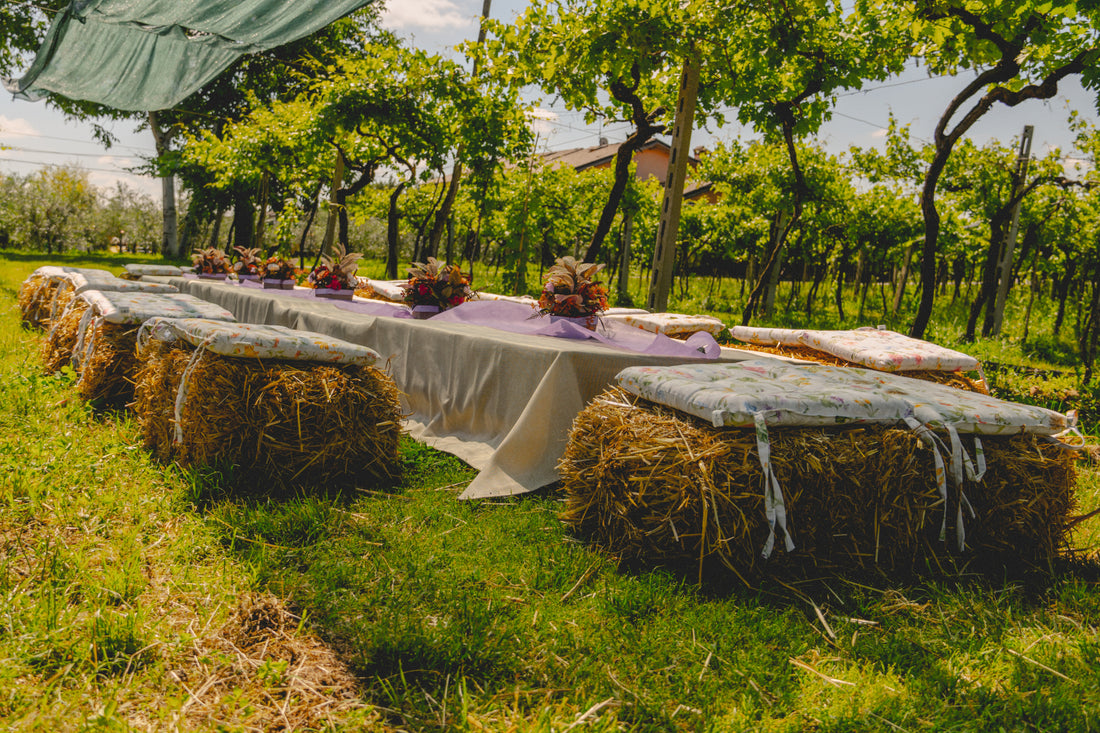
475, 292, 540, 307
610, 312, 727, 336
34, 265, 105, 279
80, 291, 236, 325
798, 328, 979, 372
142, 317, 380, 366
728, 325, 807, 346
123, 263, 184, 278
57, 271, 179, 295
361, 279, 407, 301
617, 360, 1067, 435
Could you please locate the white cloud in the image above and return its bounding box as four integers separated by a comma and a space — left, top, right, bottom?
0, 115, 38, 137
98, 155, 134, 168
87, 169, 159, 198
526, 108, 558, 136
379, 0, 472, 32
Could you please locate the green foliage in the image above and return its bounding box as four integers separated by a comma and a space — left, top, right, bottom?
0, 168, 161, 254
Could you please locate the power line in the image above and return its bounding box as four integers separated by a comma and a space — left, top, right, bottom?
1, 144, 145, 161
0, 157, 153, 176
0, 128, 152, 154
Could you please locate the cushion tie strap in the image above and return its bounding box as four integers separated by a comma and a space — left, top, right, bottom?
48, 281, 71, 325
752, 411, 795, 559
173, 338, 213, 444
903, 417, 981, 552
903, 416, 950, 543
71, 309, 97, 370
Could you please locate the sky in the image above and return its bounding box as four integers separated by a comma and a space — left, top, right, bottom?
0, 0, 1096, 198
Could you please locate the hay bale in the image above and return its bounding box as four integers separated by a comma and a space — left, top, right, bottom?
40, 298, 89, 374
560, 388, 1076, 579
730, 341, 988, 393
133, 339, 403, 489
76, 322, 142, 406
18, 274, 55, 329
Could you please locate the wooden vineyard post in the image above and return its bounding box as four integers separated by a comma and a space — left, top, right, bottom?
647, 53, 700, 313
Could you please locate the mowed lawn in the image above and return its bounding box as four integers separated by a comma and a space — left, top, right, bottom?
3, 252, 1100, 732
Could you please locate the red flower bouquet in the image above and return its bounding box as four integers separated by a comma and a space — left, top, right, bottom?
191, 247, 231, 276
232, 246, 262, 277
308, 243, 362, 291
402, 258, 474, 311
537, 256, 609, 323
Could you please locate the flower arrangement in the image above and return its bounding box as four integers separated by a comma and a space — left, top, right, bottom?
537, 256, 609, 320
232, 246, 262, 277
308, 243, 362, 291
191, 247, 231, 275
402, 257, 474, 310
261, 255, 298, 282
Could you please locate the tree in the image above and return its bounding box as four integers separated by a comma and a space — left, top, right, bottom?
697, 0, 908, 323
486, 0, 693, 263
900, 0, 1100, 338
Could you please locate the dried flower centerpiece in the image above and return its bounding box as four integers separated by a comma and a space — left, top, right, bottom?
537, 256, 609, 329
308, 244, 362, 300
232, 246, 263, 281
260, 255, 298, 289
192, 247, 231, 279
402, 257, 474, 318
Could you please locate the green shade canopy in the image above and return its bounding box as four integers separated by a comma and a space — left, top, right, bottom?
4, 0, 376, 111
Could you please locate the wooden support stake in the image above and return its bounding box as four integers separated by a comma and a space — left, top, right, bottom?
647, 54, 700, 313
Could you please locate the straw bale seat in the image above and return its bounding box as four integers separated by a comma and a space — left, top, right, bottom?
728, 326, 987, 393
73, 291, 236, 406
133, 318, 403, 490
560, 361, 1079, 579
19, 266, 104, 329
35, 269, 180, 332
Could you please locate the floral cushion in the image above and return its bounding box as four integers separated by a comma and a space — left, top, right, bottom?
603, 307, 650, 316
611, 312, 727, 336
617, 360, 1068, 435
142, 317, 380, 366
798, 328, 979, 372
58, 271, 179, 295
123, 263, 184, 278
475, 292, 540, 307
80, 291, 236, 325
34, 265, 105, 279
361, 279, 407, 302
728, 325, 807, 346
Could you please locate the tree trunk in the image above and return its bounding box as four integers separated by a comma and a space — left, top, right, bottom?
425, 163, 461, 260
207, 208, 223, 251
617, 212, 633, 304
965, 222, 1006, 341
148, 111, 180, 258
232, 188, 253, 259
1053, 261, 1076, 337
892, 241, 917, 316
386, 182, 407, 280
253, 171, 269, 251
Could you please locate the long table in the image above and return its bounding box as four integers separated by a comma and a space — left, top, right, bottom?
164, 279, 752, 498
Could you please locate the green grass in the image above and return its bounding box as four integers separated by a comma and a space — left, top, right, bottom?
5, 251, 1100, 731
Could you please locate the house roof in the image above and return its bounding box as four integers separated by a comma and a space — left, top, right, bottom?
539, 138, 693, 172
